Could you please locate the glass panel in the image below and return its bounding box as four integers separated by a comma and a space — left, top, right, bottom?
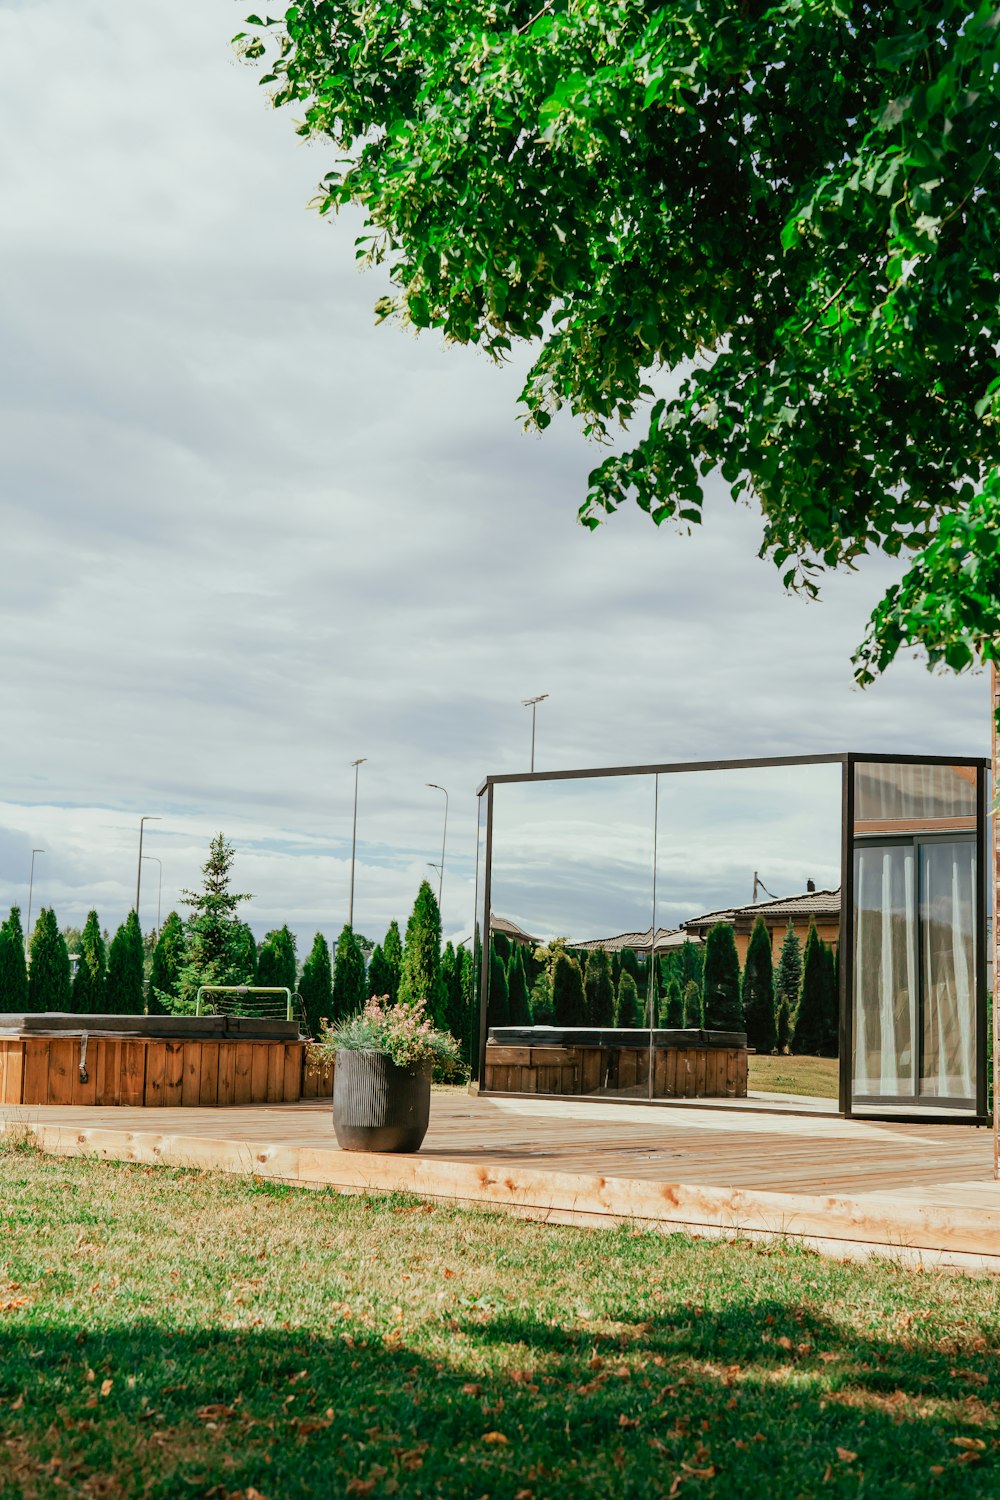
655, 763, 843, 1106
920, 839, 976, 1102
484, 774, 656, 1098
471, 790, 488, 1078
852, 844, 917, 1099
854, 762, 977, 834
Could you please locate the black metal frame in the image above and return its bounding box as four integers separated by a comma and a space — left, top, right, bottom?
474, 750, 990, 1124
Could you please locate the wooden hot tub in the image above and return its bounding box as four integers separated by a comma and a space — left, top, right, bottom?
484, 1026, 748, 1100
0, 1013, 334, 1108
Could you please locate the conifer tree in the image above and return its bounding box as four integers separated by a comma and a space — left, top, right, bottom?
366, 943, 392, 1000
299, 932, 333, 1037
104, 911, 145, 1015
332, 925, 366, 1020
679, 939, 704, 990
682, 979, 702, 1028
487, 942, 509, 1028
491, 930, 511, 964
583, 946, 614, 1027
174, 834, 254, 1012
398, 880, 445, 1025
382, 919, 403, 1002
791, 919, 827, 1055
257, 925, 297, 994
460, 942, 479, 1063
775, 923, 804, 1046
822, 943, 840, 1057
551, 951, 584, 1026
701, 923, 744, 1031
661, 975, 684, 1028
0, 907, 29, 1011
614, 970, 640, 1028
506, 944, 531, 1025
149, 911, 186, 1014
620, 948, 640, 988
72, 910, 106, 1015
741, 916, 777, 1054
26, 908, 71, 1013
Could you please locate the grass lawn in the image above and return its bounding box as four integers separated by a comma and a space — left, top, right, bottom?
748, 1054, 840, 1099
1, 1137, 998, 1499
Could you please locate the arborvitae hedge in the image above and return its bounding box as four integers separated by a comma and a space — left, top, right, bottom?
440, 941, 466, 1040
398, 881, 445, 1025
584, 947, 614, 1026
332, 925, 366, 1020
366, 943, 393, 1000
506, 944, 531, 1024
488, 943, 509, 1028
72, 910, 106, 1015
741, 916, 777, 1053
0, 907, 29, 1012
382, 920, 403, 1002
230, 922, 259, 986
552, 952, 584, 1026
822, 943, 839, 1057
682, 979, 702, 1027
257, 925, 297, 995
775, 922, 803, 1035
614, 970, 640, 1027
701, 923, 744, 1031
299, 932, 332, 1037
662, 975, 684, 1027
791, 919, 827, 1054
149, 912, 186, 1013
27, 908, 72, 1013
105, 911, 145, 1014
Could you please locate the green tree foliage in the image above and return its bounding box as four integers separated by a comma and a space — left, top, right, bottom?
551, 952, 584, 1027
775, 923, 804, 1045
299, 932, 333, 1037
491, 930, 511, 965
72, 910, 106, 1015
741, 917, 777, 1055
583, 947, 614, 1027
332, 925, 367, 1020
661, 976, 683, 1029
398, 881, 445, 1025
149, 912, 186, 1014
439, 941, 467, 1040
679, 940, 704, 991
792, 920, 827, 1056
257, 925, 297, 995
506, 944, 531, 1026
382, 920, 403, 1003
460, 942, 479, 1065
823, 944, 840, 1058
701, 924, 744, 1032
0, 907, 29, 1012
26, 908, 71, 1013
174, 834, 254, 1013
614, 971, 640, 1029
246, 4, 1000, 688
487, 942, 509, 1029
366, 942, 393, 1001
230, 923, 258, 986
682, 979, 702, 1029
620, 948, 640, 989
105, 911, 145, 1015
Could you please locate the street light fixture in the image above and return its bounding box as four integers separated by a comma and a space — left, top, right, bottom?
142, 855, 163, 935
136, 816, 161, 916
522, 693, 549, 773
25, 848, 44, 954
425, 783, 449, 912
348, 759, 367, 929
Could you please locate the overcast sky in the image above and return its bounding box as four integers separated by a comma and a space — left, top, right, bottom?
0, 0, 989, 953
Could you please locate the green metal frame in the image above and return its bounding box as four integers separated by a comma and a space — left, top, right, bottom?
195, 985, 295, 1022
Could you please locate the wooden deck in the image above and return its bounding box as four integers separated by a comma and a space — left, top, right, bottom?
3, 1092, 998, 1272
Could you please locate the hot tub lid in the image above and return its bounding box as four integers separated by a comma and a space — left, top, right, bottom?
0, 1012, 302, 1041
487, 1025, 747, 1049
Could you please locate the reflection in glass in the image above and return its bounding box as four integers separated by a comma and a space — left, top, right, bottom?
853, 844, 917, 1097
920, 840, 976, 1101
854, 763, 977, 832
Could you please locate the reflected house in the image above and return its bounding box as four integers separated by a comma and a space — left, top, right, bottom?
574, 928, 701, 959
682, 888, 841, 968
489, 914, 538, 948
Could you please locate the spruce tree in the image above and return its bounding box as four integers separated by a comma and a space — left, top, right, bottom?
398, 880, 445, 1025
774, 923, 804, 1047
583, 947, 615, 1027
506, 944, 531, 1025
332, 925, 367, 1020
72, 910, 106, 1015
174, 834, 254, 1012
792, 920, 829, 1056
382, 919, 403, 1002
104, 912, 145, 1014
149, 911, 186, 1014
366, 942, 393, 1000
257, 925, 297, 994
701, 923, 744, 1031
0, 907, 30, 1012
614, 970, 640, 1028
682, 979, 702, 1028
27, 908, 71, 1013
551, 951, 584, 1026
741, 916, 777, 1054
487, 943, 509, 1028
299, 932, 333, 1037
661, 975, 684, 1028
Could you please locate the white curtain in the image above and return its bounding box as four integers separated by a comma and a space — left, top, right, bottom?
920, 841, 976, 1101
853, 845, 917, 1098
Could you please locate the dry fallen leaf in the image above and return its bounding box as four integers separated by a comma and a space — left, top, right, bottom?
482, 1431, 509, 1445
345, 1482, 376, 1497
461, 1383, 481, 1397
836, 1447, 858, 1463
100, 1378, 113, 1398
952, 1437, 986, 1451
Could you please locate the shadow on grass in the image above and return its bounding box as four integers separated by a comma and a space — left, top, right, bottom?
0, 1294, 997, 1500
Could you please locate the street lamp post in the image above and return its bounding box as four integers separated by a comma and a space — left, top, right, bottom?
348, 759, 366, 930
136, 816, 161, 917
425, 783, 449, 912
142, 855, 163, 936
522, 693, 549, 773
25, 848, 44, 954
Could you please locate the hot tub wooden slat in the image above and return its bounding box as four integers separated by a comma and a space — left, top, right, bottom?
218, 1043, 237, 1106
483, 1039, 750, 1101
250, 1044, 269, 1102
163, 1042, 185, 1106
145, 1041, 167, 1105
234, 1043, 254, 1105
198, 1042, 220, 1107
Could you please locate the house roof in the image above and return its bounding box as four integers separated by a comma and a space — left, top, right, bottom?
573, 927, 702, 954
489, 914, 538, 945
683, 887, 841, 933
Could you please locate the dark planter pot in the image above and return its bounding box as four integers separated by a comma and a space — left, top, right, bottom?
332, 1049, 432, 1153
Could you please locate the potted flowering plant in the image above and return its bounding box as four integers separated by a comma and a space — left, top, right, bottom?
311, 995, 460, 1152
